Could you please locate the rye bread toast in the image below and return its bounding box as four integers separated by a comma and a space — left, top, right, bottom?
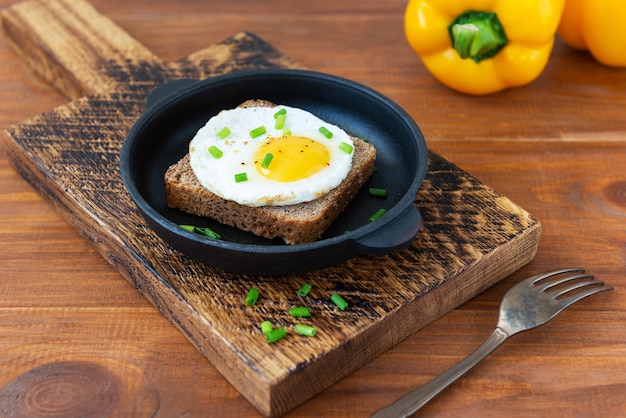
164, 101, 376, 244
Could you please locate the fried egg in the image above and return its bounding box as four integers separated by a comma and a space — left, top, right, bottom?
188, 105, 354, 207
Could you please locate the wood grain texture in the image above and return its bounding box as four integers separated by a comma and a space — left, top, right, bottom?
1, 0, 623, 417
0, 0, 542, 416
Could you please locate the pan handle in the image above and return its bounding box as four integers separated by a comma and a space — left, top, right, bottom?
146, 78, 198, 108
355, 206, 422, 254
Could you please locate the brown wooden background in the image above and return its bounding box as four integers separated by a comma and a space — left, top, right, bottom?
1, 0, 624, 417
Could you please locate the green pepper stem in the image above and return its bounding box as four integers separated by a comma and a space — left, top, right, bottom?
449, 11, 508, 63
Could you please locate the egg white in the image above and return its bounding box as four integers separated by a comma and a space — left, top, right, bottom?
188, 105, 354, 207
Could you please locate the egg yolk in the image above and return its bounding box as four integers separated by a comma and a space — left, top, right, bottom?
254, 136, 330, 182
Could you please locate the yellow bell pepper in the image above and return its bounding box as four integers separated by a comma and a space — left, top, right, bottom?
557, 0, 626, 67
404, 0, 565, 95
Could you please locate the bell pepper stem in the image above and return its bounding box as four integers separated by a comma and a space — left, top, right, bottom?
451, 23, 480, 59
449, 11, 508, 63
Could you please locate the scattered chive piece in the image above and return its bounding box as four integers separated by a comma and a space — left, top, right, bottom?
245, 288, 259, 306
273, 108, 287, 118
179, 225, 220, 239
260, 321, 274, 335
368, 208, 387, 222
369, 187, 387, 198
179, 224, 195, 232
289, 306, 311, 317
297, 283, 312, 297
319, 126, 333, 138
261, 153, 274, 169
283, 128, 292, 136
274, 113, 286, 129
217, 126, 231, 139
331, 293, 349, 311
295, 324, 318, 337
199, 226, 221, 240
266, 327, 287, 344
234, 172, 248, 183
250, 125, 267, 138
208, 145, 223, 159
338, 142, 353, 154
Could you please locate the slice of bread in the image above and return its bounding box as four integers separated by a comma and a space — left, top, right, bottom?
165, 101, 376, 244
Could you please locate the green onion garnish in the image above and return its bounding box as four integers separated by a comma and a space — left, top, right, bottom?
200, 226, 222, 239
369, 188, 387, 198
274, 113, 286, 129
283, 128, 292, 136
339, 142, 353, 154
319, 126, 333, 139
179, 224, 195, 232
368, 208, 387, 222
297, 283, 312, 297
266, 327, 287, 344
273, 108, 287, 118
245, 288, 259, 306
208, 145, 223, 159
179, 225, 220, 239
289, 306, 311, 317
260, 321, 273, 335
261, 153, 274, 169
331, 293, 348, 311
250, 125, 267, 138
234, 172, 248, 183
295, 324, 317, 337
217, 126, 231, 139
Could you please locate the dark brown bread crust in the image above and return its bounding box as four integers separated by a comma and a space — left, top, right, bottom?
164, 100, 376, 244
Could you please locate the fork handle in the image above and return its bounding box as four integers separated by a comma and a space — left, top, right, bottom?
372, 327, 509, 418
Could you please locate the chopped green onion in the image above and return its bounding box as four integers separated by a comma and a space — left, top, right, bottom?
273, 108, 287, 118
319, 126, 333, 138
179, 225, 220, 239
368, 208, 387, 222
289, 306, 311, 317
369, 188, 387, 198
274, 113, 286, 130
198, 226, 221, 240
331, 293, 348, 311
234, 172, 248, 183
250, 125, 267, 138
217, 126, 231, 139
245, 287, 259, 306
260, 321, 274, 335
295, 324, 317, 337
261, 153, 274, 169
282, 128, 292, 136
208, 145, 223, 159
266, 327, 287, 344
297, 283, 312, 297
179, 224, 195, 232
338, 142, 353, 154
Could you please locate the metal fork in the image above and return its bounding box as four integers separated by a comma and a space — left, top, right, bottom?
372, 268, 613, 418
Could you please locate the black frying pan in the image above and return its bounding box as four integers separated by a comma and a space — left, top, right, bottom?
120, 69, 428, 275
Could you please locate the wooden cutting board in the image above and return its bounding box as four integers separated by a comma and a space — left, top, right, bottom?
1, 0, 541, 416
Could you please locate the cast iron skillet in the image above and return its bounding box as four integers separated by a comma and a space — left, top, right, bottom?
120, 69, 428, 275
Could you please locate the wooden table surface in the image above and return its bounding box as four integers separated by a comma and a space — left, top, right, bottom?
1, 1, 624, 417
